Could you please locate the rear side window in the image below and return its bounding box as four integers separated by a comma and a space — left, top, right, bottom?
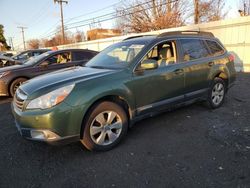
73, 51, 95, 61
180, 39, 209, 61
206, 40, 225, 56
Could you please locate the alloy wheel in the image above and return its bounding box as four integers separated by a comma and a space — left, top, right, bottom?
90, 111, 123, 146
211, 83, 224, 105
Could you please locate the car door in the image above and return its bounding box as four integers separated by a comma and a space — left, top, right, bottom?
178, 38, 211, 99
32, 51, 73, 77
131, 40, 185, 115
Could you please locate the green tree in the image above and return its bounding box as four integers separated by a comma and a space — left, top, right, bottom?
0, 25, 10, 50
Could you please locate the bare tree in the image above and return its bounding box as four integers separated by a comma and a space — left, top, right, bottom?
74, 31, 85, 42
198, 0, 227, 23
116, 0, 189, 33
238, 0, 250, 16
27, 39, 40, 49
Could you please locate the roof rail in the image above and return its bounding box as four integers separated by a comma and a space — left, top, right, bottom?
123, 35, 155, 41
157, 30, 214, 38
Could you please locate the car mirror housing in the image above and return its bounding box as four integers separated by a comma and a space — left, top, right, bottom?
40, 61, 49, 67
140, 59, 158, 70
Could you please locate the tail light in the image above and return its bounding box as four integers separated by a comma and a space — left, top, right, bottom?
228, 54, 235, 62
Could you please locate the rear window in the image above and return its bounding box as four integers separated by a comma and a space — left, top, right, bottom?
180, 39, 209, 61
206, 40, 225, 56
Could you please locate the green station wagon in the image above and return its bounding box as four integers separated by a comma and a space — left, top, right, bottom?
12, 31, 236, 151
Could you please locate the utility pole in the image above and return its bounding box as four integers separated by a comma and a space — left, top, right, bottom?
8, 37, 14, 51
167, 0, 172, 13
244, 2, 247, 16
54, 0, 68, 44
17, 26, 27, 50
194, 0, 199, 24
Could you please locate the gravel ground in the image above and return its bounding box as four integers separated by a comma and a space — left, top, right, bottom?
0, 73, 249, 188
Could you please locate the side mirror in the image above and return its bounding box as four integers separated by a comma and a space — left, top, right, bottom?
40, 61, 49, 67
140, 59, 158, 70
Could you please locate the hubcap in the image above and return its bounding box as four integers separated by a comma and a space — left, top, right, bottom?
211, 83, 224, 105
90, 111, 122, 146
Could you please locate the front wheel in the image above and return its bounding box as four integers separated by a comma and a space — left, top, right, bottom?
207, 77, 226, 109
10, 78, 27, 97
81, 101, 128, 151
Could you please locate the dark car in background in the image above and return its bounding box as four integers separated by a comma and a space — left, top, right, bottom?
12, 49, 51, 63
0, 52, 15, 57
0, 49, 98, 96
0, 49, 50, 68
0, 55, 20, 67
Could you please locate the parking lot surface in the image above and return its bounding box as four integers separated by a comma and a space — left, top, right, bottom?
0, 73, 250, 188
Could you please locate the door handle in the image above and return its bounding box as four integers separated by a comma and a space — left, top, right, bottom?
208, 62, 214, 67
174, 69, 184, 75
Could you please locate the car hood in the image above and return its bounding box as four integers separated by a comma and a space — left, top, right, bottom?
0, 64, 25, 72
0, 55, 14, 61
0, 55, 23, 68
20, 66, 117, 96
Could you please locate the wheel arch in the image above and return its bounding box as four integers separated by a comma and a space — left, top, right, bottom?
212, 71, 229, 88
208, 65, 229, 88
8, 76, 30, 95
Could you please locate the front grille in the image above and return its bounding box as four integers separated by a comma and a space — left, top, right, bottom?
14, 89, 27, 110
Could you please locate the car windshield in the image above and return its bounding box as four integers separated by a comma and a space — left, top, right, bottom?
86, 40, 147, 69
24, 52, 51, 65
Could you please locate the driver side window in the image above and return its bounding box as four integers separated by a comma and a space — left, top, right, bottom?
140, 40, 177, 70
41, 52, 71, 66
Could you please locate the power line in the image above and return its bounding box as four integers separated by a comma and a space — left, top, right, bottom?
40, 0, 143, 38
42, 0, 178, 39
27, 0, 52, 26
40, 0, 123, 39
17, 26, 27, 50
39, 21, 60, 38
64, 0, 123, 24
64, 0, 158, 27
64, 0, 178, 31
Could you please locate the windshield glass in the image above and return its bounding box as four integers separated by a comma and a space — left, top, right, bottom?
24, 52, 51, 65
12, 52, 25, 60
86, 41, 147, 69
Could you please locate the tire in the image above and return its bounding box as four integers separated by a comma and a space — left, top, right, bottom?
10, 78, 27, 97
207, 77, 226, 109
81, 101, 128, 151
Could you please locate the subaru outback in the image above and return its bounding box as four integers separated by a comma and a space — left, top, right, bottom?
12, 31, 236, 151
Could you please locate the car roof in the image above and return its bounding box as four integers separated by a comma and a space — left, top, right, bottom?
46, 49, 98, 55
122, 36, 157, 44
124, 31, 215, 42
20, 49, 50, 53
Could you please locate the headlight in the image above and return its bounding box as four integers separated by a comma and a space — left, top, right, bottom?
0, 71, 10, 78
26, 84, 75, 110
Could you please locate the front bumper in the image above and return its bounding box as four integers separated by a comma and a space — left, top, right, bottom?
0, 80, 8, 96
11, 101, 84, 144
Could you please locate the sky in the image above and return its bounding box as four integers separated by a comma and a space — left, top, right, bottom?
0, 0, 243, 50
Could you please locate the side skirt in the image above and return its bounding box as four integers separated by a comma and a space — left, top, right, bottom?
130, 88, 209, 127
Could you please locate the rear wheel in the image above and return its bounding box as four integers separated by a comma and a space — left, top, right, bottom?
207, 77, 226, 109
81, 101, 128, 151
10, 78, 27, 97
